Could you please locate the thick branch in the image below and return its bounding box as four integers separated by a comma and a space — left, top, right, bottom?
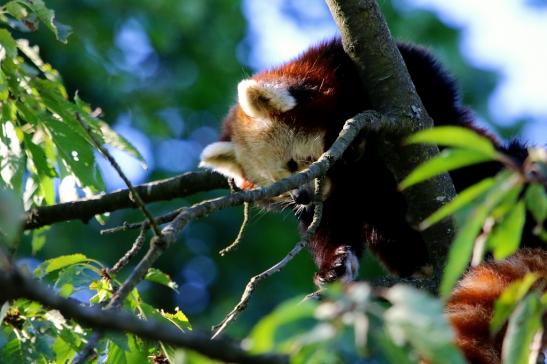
325, 0, 457, 278
0, 270, 288, 364
24, 170, 228, 230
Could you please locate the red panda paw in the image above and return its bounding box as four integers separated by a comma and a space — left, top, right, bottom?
314, 246, 360, 287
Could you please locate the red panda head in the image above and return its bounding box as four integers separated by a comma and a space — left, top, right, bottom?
200, 78, 326, 203
200, 39, 363, 204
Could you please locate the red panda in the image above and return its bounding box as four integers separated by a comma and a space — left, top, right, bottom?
199, 38, 545, 362
200, 38, 540, 282
446, 249, 546, 364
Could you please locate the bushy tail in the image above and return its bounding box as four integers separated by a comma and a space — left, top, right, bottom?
446, 248, 547, 364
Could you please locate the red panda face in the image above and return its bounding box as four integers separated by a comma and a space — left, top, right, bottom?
200, 78, 327, 204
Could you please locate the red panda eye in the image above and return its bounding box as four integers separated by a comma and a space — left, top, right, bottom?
287, 159, 298, 172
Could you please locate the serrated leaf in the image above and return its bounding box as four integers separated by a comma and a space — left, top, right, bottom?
400, 148, 493, 190
525, 184, 546, 227
440, 172, 522, 297
487, 201, 526, 260
502, 293, 543, 364
23, 0, 72, 43
406, 126, 498, 158
44, 116, 104, 193
160, 307, 191, 332
0, 29, 17, 59
34, 253, 88, 278
490, 273, 539, 334
421, 177, 495, 230
385, 285, 467, 364
23, 133, 56, 204
74, 95, 147, 168
145, 268, 178, 291
5, 1, 28, 20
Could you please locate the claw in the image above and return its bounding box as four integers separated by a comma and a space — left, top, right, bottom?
314, 246, 359, 287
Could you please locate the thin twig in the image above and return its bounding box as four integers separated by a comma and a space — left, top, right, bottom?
75, 112, 162, 237
100, 208, 183, 235
211, 177, 326, 338
110, 224, 149, 274
219, 202, 250, 256
211, 240, 308, 339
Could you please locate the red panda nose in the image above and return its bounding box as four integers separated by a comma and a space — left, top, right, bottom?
292, 189, 312, 205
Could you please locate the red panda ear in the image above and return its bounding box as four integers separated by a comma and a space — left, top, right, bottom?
237, 79, 296, 118
199, 141, 245, 185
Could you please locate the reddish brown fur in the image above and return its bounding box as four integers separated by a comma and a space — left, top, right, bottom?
446, 249, 547, 364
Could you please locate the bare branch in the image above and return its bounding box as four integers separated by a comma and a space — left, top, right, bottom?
24, 170, 228, 230
211, 177, 326, 338
108, 111, 382, 309
0, 269, 288, 364
76, 113, 162, 236
325, 0, 457, 281
211, 240, 308, 339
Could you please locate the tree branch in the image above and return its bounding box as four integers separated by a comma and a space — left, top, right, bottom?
24, 170, 228, 230
0, 269, 288, 364
108, 111, 382, 308
325, 0, 457, 281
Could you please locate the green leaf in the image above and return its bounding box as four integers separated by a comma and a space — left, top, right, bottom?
0, 69, 9, 101
400, 148, 493, 190
23, 133, 57, 204
490, 273, 539, 334
159, 307, 191, 332
0, 121, 24, 192
52, 335, 76, 364
0, 29, 18, 59
502, 293, 543, 364
525, 184, 546, 227
0, 339, 25, 364
249, 297, 316, 352
31, 226, 49, 255
487, 201, 526, 260
385, 285, 467, 364
23, 0, 72, 43
0, 189, 24, 248
44, 116, 104, 193
440, 172, 522, 297
34, 253, 88, 278
145, 268, 178, 291
370, 330, 415, 364
74, 95, 147, 168
5, 1, 28, 20
420, 177, 495, 230
406, 126, 498, 158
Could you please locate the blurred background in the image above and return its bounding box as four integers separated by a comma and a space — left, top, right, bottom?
16, 0, 547, 337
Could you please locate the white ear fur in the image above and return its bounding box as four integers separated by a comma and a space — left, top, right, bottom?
199, 142, 245, 184
237, 79, 296, 118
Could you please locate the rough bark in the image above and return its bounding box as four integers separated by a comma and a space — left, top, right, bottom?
325, 0, 457, 279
